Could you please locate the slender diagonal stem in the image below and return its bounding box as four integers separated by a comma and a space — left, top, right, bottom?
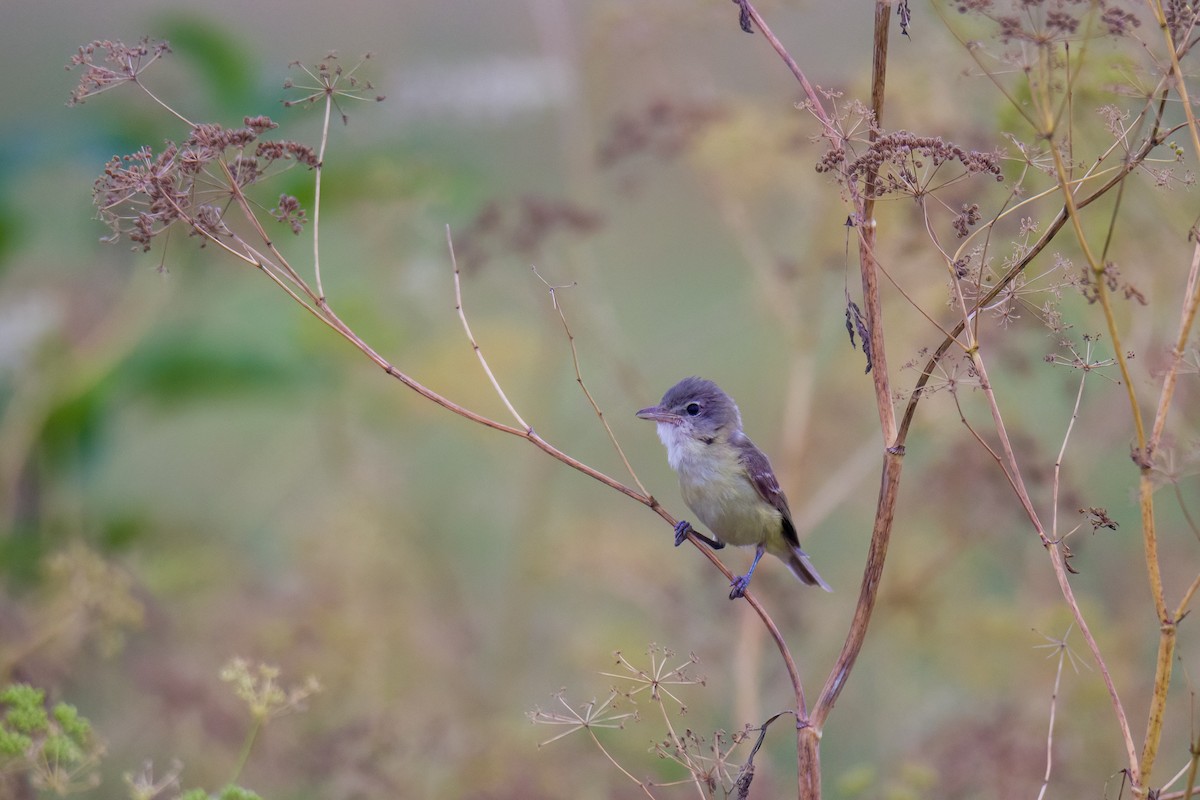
312, 86, 333, 299
448, 226, 531, 431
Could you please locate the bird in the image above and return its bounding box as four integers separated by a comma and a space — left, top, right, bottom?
637, 376, 831, 599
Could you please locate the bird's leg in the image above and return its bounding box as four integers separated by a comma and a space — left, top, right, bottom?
729, 543, 766, 599
673, 520, 725, 550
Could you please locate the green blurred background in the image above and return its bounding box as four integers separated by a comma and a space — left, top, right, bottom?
1, 1, 1197, 798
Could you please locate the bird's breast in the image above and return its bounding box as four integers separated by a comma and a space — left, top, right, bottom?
669, 439, 780, 547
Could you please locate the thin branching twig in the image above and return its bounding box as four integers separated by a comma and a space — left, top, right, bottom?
532, 267, 650, 498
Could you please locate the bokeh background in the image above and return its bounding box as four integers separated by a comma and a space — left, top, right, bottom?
1, 1, 1198, 798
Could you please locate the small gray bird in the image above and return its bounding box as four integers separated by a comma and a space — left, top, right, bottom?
637, 377, 832, 599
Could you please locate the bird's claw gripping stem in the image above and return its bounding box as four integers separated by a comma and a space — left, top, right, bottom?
673, 520, 725, 550
728, 544, 766, 600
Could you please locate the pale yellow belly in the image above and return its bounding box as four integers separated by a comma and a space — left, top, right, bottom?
679, 468, 782, 548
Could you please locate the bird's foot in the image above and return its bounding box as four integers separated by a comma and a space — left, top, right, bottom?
674, 521, 725, 550
728, 544, 765, 599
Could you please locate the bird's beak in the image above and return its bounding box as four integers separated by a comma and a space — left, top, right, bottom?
636, 405, 679, 424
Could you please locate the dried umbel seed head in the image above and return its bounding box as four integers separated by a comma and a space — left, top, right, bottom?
821, 131, 1003, 198
66, 38, 172, 106
953, 203, 983, 237
955, 0, 1143, 43
93, 119, 319, 252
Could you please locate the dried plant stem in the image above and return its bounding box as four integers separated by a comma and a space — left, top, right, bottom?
587, 729, 657, 799
1035, 636, 1069, 800
1150, 241, 1200, 456
228, 718, 262, 788
1047, 142, 1145, 449
737, 3, 901, 797
131, 77, 194, 127
1178, 571, 1200, 621
218, 160, 318, 291
969, 345, 1140, 779
1184, 734, 1200, 800
823, 0, 903, 738
1135, 239, 1200, 787
741, 4, 835, 138
1147, 0, 1200, 162
311, 83, 333, 299
812, 446, 901, 729
1138, 629, 1178, 786
910, 201, 982, 343
856, 3, 899, 447
1122, 12, 1200, 785
1051, 350, 1090, 541
532, 267, 650, 497
949, 393, 1009, 484
447, 226, 532, 431
652, 697, 708, 800
1035, 370, 1090, 800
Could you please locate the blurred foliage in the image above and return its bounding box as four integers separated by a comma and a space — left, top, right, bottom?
0, 683, 101, 795
154, 14, 259, 113
0, 2, 1197, 799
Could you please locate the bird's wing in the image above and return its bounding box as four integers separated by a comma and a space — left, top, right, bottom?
737, 437, 802, 549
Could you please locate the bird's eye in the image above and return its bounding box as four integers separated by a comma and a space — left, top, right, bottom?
685, 402, 701, 416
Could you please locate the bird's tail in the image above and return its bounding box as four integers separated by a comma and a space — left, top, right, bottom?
784, 546, 833, 592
